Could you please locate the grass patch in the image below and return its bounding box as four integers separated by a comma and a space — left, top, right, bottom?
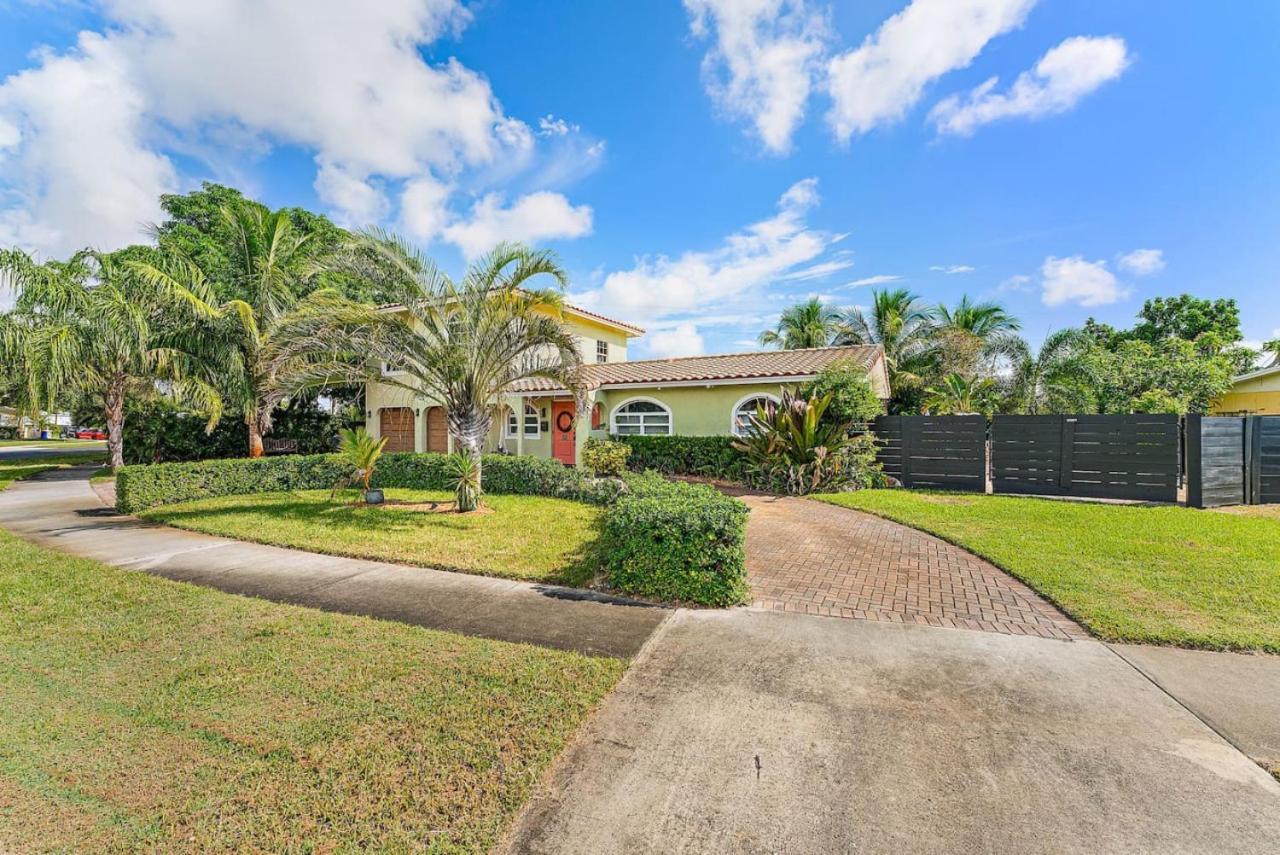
0, 527, 624, 853
0, 453, 107, 490
814, 490, 1280, 652
88, 466, 115, 484
142, 489, 604, 586
0, 438, 105, 448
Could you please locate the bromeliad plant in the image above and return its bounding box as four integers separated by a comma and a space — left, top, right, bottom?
332, 427, 388, 503
732, 390, 879, 495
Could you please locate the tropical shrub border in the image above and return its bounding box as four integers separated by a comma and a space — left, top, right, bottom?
115, 452, 749, 606
613, 435, 749, 482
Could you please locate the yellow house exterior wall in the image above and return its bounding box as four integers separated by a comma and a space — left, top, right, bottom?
1211, 371, 1280, 415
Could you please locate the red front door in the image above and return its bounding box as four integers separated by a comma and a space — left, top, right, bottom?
551, 400, 576, 465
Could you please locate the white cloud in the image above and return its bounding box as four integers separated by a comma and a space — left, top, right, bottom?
0, 31, 175, 255
1040, 255, 1127, 307
0, 0, 596, 257
931, 35, 1128, 135
314, 161, 389, 227
826, 0, 1036, 141
1116, 247, 1165, 276
842, 274, 902, 288
398, 175, 453, 242
442, 191, 593, 260
685, 0, 829, 153
573, 177, 836, 326
781, 257, 854, 280
997, 273, 1032, 292
930, 264, 976, 274
644, 322, 706, 358
537, 115, 579, 136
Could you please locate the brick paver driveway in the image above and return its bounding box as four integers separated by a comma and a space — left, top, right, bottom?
744, 495, 1085, 640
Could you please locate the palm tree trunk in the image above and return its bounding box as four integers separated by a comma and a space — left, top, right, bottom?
104, 382, 126, 471
248, 418, 264, 458
450, 406, 489, 488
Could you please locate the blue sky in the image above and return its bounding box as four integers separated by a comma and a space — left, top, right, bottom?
1, 1, 1277, 359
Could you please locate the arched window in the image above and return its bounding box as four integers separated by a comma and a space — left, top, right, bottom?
611, 398, 672, 436
506, 403, 540, 439
731, 393, 780, 436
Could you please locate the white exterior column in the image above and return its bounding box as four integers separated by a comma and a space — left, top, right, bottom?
414, 407, 425, 453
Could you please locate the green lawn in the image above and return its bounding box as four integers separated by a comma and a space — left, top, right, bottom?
0, 526, 623, 853
0, 453, 107, 490
815, 490, 1280, 652
142, 489, 604, 586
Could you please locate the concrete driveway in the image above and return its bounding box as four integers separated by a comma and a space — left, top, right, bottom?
502, 610, 1280, 853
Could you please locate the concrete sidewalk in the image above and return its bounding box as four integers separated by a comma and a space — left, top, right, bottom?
0, 467, 667, 658
502, 610, 1280, 854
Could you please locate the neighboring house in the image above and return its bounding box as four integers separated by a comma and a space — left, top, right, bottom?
364, 301, 890, 465
1212, 362, 1280, 415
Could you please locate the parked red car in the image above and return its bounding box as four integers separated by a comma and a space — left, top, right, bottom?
74, 428, 107, 440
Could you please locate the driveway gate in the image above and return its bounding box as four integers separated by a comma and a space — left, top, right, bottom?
873, 415, 986, 491
992, 414, 1180, 502
1186, 414, 1280, 508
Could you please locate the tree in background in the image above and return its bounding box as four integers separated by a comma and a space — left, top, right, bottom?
1002, 328, 1094, 415
1, 247, 218, 468
1078, 295, 1253, 413
139, 204, 368, 457
923, 373, 999, 415
932, 295, 1023, 379
836, 288, 937, 412
758, 297, 844, 349
153, 182, 391, 306
797, 358, 884, 427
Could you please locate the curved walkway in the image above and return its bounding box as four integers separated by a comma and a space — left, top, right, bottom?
0, 467, 668, 658
744, 495, 1085, 640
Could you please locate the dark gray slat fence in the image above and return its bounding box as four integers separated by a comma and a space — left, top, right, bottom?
992, 414, 1180, 502
1185, 415, 1247, 508
873, 415, 987, 491
1258, 416, 1280, 504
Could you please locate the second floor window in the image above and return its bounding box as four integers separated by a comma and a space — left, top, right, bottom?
596, 339, 609, 363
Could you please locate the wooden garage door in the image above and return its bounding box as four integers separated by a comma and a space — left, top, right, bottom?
379, 407, 415, 452
425, 406, 448, 453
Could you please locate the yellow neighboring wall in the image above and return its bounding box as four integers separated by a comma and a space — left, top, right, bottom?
1212, 366, 1280, 415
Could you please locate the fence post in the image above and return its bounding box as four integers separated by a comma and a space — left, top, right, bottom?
1185, 414, 1202, 508
1058, 416, 1075, 490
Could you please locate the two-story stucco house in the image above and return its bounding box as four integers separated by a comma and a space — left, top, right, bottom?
364, 300, 890, 466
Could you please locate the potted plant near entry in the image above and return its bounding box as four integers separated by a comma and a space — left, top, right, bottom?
332, 427, 389, 504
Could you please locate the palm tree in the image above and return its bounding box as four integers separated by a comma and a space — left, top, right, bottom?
1004, 329, 1095, 414
339, 236, 582, 495
933, 295, 1022, 379
1262, 338, 1280, 369
923, 373, 998, 415
1, 247, 218, 469
836, 288, 936, 396
139, 205, 356, 457
759, 298, 844, 349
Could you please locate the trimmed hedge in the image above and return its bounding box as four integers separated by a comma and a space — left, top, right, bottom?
116, 452, 610, 514
602, 473, 749, 606
613, 435, 749, 482
116, 452, 748, 607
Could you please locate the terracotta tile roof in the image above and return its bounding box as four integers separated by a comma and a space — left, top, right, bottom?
508, 345, 887, 393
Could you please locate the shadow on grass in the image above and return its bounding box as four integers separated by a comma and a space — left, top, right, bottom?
148, 491, 606, 588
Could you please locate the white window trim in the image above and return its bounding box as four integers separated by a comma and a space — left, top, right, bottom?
596, 339, 609, 363
730, 392, 781, 436
506, 403, 541, 439
610, 396, 673, 436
